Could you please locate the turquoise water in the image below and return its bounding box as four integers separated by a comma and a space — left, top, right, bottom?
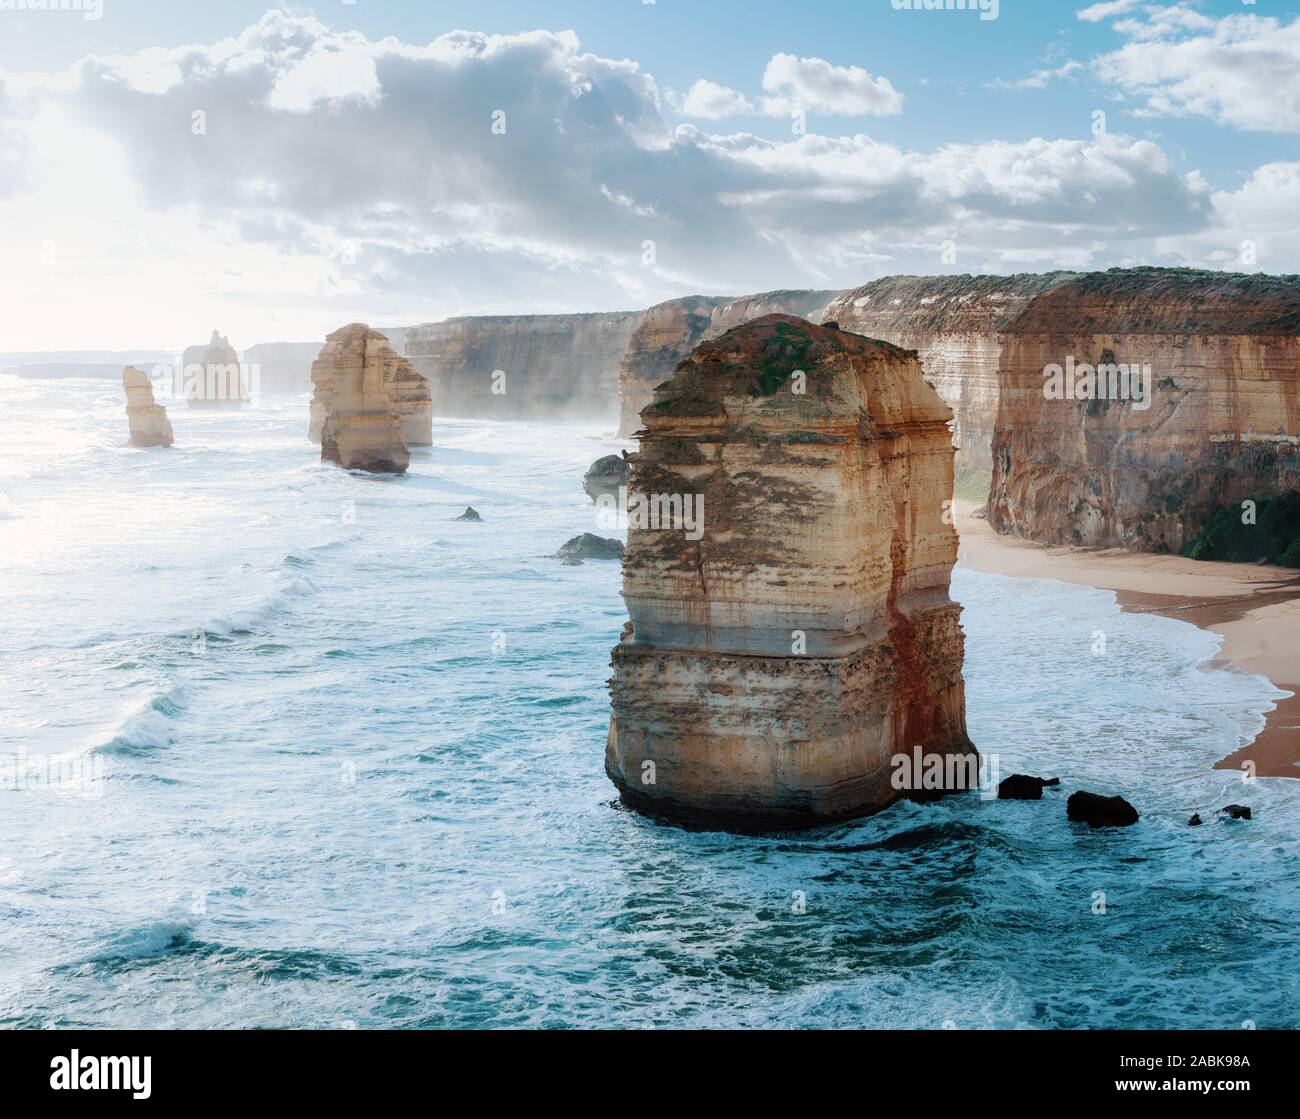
1, 375, 1297, 1029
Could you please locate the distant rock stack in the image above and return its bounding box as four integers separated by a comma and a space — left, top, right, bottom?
123, 366, 174, 447
606, 315, 975, 826
988, 268, 1300, 552
183, 330, 247, 410
314, 324, 410, 474
309, 327, 430, 446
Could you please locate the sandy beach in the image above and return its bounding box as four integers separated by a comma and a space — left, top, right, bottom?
955, 500, 1300, 778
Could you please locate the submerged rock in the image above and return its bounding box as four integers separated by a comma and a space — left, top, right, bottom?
455, 506, 482, 522
1220, 804, 1252, 820
1067, 790, 1139, 828
315, 325, 410, 475
556, 533, 623, 560
997, 774, 1060, 800
583, 455, 629, 503
123, 366, 174, 448
1189, 813, 1203, 827
607, 314, 976, 827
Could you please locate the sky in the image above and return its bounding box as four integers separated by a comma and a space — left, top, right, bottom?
1, 0, 1298, 350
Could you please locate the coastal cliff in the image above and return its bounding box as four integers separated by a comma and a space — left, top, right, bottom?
315, 324, 410, 474
404, 312, 644, 422
310, 327, 430, 446
616, 290, 839, 437
123, 366, 174, 448
606, 315, 975, 825
823, 274, 1076, 474
988, 268, 1300, 552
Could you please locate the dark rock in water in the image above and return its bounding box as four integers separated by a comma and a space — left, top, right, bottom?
997, 774, 1061, 800
556, 533, 623, 560
1188, 813, 1203, 827
1219, 804, 1252, 820
560, 557, 583, 566
1067, 790, 1139, 828
583, 454, 629, 503
455, 506, 482, 522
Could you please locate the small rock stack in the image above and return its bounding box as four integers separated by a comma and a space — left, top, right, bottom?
123, 366, 174, 448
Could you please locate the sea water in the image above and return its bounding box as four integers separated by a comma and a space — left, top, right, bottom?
1, 374, 1297, 1029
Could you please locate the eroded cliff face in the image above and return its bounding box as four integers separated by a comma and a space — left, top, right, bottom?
988, 268, 1300, 552
183, 330, 248, 409
123, 366, 173, 448
823, 274, 1077, 474
315, 324, 410, 474
404, 312, 644, 422
616, 290, 840, 437
309, 327, 431, 446
606, 315, 974, 826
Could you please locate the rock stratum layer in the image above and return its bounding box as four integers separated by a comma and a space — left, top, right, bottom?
183, 330, 248, 409
310, 326, 431, 447
823, 274, 1077, 472
123, 366, 174, 447
616, 290, 840, 436
405, 312, 644, 422
606, 315, 975, 826
988, 268, 1300, 552
314, 324, 411, 474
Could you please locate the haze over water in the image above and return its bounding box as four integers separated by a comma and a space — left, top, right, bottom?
1, 375, 1297, 1029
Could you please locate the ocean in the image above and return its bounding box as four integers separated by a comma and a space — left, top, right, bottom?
1, 374, 1297, 1029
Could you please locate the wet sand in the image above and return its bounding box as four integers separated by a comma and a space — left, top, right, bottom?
955, 501, 1300, 778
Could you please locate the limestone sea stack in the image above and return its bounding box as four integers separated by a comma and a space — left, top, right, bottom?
988, 268, 1300, 552
122, 366, 174, 448
616, 290, 840, 437
309, 327, 430, 446
822, 274, 1077, 475
315, 324, 410, 474
183, 330, 247, 409
607, 315, 976, 826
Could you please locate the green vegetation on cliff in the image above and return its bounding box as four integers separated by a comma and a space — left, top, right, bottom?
1183, 492, 1300, 567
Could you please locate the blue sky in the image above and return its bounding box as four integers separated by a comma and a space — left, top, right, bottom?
1, 1, 1298, 347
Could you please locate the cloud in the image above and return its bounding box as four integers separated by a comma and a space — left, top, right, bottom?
759, 53, 903, 117
0, 11, 1259, 347
672, 79, 754, 119
989, 59, 1082, 91
1163, 161, 1300, 271
1093, 10, 1300, 131
1076, 0, 1139, 23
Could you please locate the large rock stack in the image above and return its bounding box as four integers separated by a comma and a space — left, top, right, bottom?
314, 324, 411, 474
309, 326, 430, 448
123, 366, 174, 448
988, 268, 1300, 552
606, 315, 975, 826
183, 330, 247, 409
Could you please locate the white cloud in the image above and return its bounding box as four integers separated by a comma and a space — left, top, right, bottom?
0, 11, 1263, 348
1163, 161, 1300, 271
759, 53, 903, 118
673, 79, 754, 119
1094, 11, 1300, 131
989, 59, 1082, 91
1076, 0, 1139, 23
